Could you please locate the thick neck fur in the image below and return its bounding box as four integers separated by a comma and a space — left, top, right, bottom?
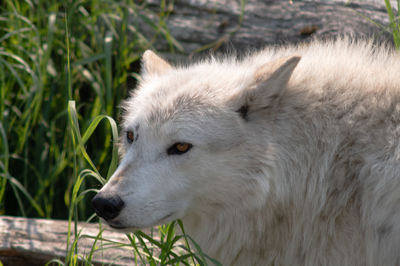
182, 82, 368, 265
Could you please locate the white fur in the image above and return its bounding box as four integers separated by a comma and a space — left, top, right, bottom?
98, 39, 400, 265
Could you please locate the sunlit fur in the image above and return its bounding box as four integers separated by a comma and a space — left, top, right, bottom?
98, 39, 400, 265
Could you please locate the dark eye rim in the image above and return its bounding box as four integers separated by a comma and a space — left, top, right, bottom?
167, 142, 193, 155
126, 130, 134, 144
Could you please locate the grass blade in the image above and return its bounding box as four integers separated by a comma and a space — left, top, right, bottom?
384, 0, 400, 48
0, 122, 9, 205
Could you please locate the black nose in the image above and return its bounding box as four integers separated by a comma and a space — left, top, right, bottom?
91, 194, 125, 221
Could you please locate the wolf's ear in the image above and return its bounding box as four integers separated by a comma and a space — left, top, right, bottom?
234, 56, 300, 120
254, 56, 300, 85
142, 50, 173, 76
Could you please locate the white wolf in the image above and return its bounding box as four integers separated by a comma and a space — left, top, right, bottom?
92, 39, 400, 265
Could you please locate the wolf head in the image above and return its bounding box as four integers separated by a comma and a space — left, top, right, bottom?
92, 50, 300, 231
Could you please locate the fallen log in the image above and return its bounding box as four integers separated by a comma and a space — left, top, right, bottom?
141, 0, 395, 55
0, 216, 135, 266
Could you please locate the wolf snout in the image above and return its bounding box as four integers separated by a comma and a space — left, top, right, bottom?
91, 194, 125, 220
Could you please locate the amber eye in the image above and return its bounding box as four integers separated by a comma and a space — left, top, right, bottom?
167, 142, 193, 155
176, 143, 190, 152
126, 130, 134, 144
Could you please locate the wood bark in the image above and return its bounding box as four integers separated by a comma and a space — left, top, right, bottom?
140, 0, 396, 55
0, 216, 136, 266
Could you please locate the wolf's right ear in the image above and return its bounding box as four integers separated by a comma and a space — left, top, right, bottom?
141, 50, 173, 76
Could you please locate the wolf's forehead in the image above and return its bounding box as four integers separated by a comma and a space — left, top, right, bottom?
145, 92, 213, 126
123, 87, 216, 131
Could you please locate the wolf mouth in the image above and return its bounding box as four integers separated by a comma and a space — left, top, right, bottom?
107, 212, 176, 231
109, 223, 127, 229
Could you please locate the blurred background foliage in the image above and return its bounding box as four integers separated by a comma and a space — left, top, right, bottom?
0, 0, 180, 220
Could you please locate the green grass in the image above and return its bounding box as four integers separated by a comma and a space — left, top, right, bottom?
2, 0, 119, 219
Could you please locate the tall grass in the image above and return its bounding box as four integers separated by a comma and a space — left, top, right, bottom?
0, 0, 178, 220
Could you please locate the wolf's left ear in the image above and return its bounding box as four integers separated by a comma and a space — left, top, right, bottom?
234, 55, 300, 120
254, 56, 300, 86
142, 50, 173, 76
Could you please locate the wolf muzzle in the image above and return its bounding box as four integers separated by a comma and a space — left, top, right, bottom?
91, 194, 125, 220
